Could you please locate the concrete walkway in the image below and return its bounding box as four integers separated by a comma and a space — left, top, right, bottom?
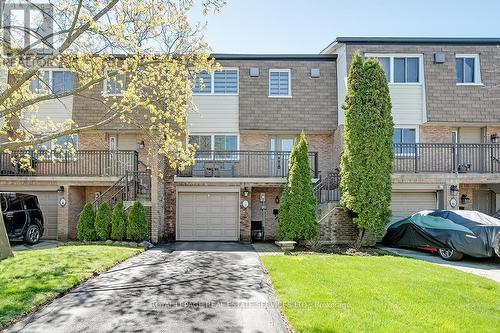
380, 246, 500, 282
5, 242, 287, 333
11, 240, 60, 251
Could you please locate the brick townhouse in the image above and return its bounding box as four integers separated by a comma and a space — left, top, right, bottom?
2, 37, 500, 243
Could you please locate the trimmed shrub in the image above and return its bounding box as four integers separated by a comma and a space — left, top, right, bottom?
277, 131, 317, 241
340, 53, 394, 244
110, 202, 127, 241
94, 202, 112, 241
127, 201, 149, 242
77, 203, 96, 241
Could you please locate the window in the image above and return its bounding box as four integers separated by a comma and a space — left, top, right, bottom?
189, 134, 239, 160
9, 198, 23, 211
192, 71, 212, 94
456, 55, 481, 84
393, 128, 417, 155
394, 57, 419, 83
269, 69, 291, 97
378, 57, 391, 82
103, 71, 126, 96
192, 69, 239, 94
24, 196, 38, 210
371, 55, 421, 84
30, 70, 75, 94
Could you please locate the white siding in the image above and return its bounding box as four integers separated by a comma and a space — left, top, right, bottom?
0, 65, 6, 128
188, 95, 238, 133
335, 44, 347, 125
21, 96, 73, 132
389, 85, 425, 125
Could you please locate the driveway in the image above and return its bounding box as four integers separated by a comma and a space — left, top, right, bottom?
380, 246, 500, 282
10, 240, 60, 251
5, 242, 287, 333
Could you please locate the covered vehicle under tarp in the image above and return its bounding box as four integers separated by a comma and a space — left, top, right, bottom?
383, 210, 500, 258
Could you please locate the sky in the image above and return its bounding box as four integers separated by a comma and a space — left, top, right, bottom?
192, 0, 500, 54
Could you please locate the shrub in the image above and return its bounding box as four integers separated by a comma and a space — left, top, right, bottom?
277, 131, 317, 241
127, 201, 149, 242
110, 202, 127, 241
94, 202, 112, 241
77, 203, 96, 241
340, 53, 394, 245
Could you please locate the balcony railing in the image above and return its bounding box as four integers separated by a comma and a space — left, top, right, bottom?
393, 143, 500, 173
0, 150, 138, 177
177, 150, 319, 178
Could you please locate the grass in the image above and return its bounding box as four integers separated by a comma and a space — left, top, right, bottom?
0, 245, 142, 328
262, 254, 500, 333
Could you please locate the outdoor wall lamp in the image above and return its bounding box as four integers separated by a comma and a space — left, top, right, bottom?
138, 140, 145, 149
449, 185, 459, 196
491, 134, 498, 143
57, 186, 65, 193
243, 187, 249, 197
275, 195, 280, 204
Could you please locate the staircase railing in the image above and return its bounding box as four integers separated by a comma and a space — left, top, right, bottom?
314, 170, 341, 204
92, 170, 152, 211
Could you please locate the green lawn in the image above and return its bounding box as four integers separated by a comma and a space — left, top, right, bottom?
262, 254, 500, 333
0, 245, 142, 328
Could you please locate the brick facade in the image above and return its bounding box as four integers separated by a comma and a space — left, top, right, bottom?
345, 43, 500, 124
318, 206, 358, 244
251, 186, 282, 240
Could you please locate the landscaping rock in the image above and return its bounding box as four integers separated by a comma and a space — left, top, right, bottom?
105, 240, 113, 245
120, 241, 129, 246
138, 241, 154, 249
128, 242, 138, 247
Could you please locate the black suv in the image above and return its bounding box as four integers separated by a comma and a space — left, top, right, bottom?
1, 193, 44, 244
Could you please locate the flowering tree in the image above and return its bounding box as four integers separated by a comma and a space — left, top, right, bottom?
0, 0, 225, 259
0, 0, 225, 170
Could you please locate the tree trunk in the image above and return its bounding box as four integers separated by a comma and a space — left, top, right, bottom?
354, 227, 366, 249
0, 208, 14, 260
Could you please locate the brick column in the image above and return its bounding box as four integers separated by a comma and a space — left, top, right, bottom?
57, 186, 69, 241
240, 185, 251, 242
149, 156, 166, 244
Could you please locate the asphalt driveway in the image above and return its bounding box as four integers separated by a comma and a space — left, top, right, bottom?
5, 242, 287, 333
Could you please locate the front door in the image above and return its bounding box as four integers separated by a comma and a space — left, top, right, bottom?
473, 190, 494, 215
269, 136, 295, 177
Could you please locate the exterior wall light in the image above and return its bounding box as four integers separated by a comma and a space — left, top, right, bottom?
138, 140, 145, 149
491, 134, 498, 143
461, 194, 471, 205
243, 187, 249, 197
449, 185, 459, 196
57, 186, 65, 193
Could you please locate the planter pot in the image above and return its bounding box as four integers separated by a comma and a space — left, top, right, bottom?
275, 241, 297, 254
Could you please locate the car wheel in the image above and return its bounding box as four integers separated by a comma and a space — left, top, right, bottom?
24, 224, 41, 245
438, 248, 464, 261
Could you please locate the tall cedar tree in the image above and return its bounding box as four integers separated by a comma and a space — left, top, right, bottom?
340, 53, 394, 244
127, 201, 149, 242
77, 203, 97, 241
278, 132, 317, 241
111, 202, 127, 241
95, 203, 112, 241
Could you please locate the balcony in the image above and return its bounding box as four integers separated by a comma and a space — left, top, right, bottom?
393, 143, 500, 173
177, 150, 319, 178
0, 150, 138, 177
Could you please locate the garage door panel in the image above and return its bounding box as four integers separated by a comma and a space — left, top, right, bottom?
391, 192, 437, 222
178, 192, 239, 241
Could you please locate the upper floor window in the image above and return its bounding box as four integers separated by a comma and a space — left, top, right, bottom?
269, 69, 291, 97
371, 55, 421, 84
189, 134, 239, 160
30, 70, 76, 94
456, 54, 481, 85
192, 69, 239, 94
103, 70, 126, 96
38, 134, 78, 150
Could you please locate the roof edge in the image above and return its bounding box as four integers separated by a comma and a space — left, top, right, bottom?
334, 37, 500, 45
211, 53, 337, 61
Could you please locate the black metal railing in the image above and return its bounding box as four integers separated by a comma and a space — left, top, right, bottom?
92, 170, 151, 210
0, 150, 138, 177
314, 170, 341, 204
177, 150, 319, 178
393, 143, 500, 173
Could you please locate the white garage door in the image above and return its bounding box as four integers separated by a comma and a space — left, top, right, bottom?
391, 192, 437, 222
32, 192, 58, 239
178, 192, 239, 241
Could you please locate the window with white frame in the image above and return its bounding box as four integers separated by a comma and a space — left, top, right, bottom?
189, 134, 238, 159
371, 56, 421, 83
38, 134, 78, 150
192, 69, 238, 94
393, 128, 417, 155
30, 70, 76, 94
456, 55, 481, 84
103, 70, 126, 96
269, 69, 291, 97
